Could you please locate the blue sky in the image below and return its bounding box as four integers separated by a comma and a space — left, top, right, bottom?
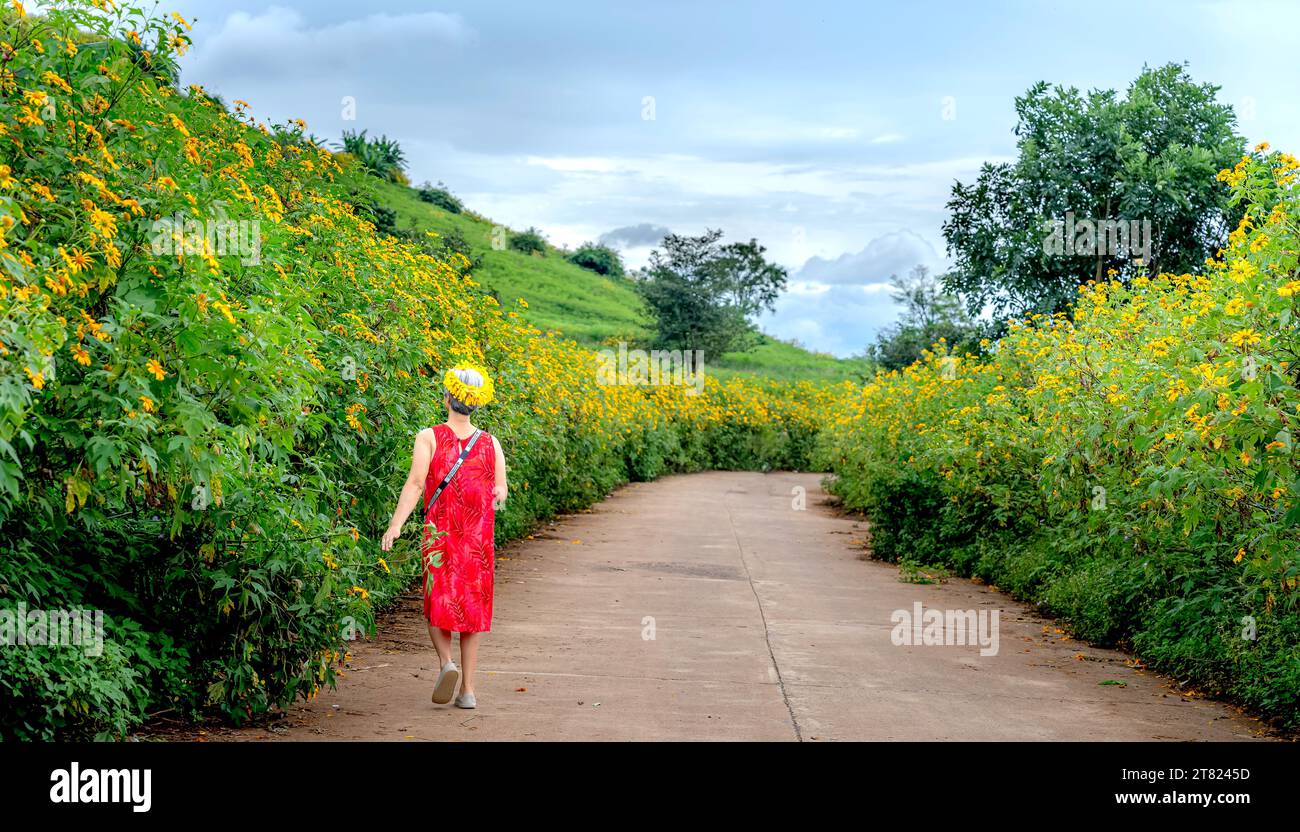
173, 0, 1300, 356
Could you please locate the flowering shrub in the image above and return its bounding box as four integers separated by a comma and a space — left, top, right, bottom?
819, 147, 1300, 728
0, 1, 846, 738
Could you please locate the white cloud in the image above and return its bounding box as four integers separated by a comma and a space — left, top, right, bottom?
754, 230, 945, 355
797, 229, 943, 286
760, 283, 903, 358
185, 8, 474, 82
526, 156, 623, 173
600, 224, 673, 249
505, 153, 994, 204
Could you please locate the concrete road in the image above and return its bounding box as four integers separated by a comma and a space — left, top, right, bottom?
214, 472, 1269, 741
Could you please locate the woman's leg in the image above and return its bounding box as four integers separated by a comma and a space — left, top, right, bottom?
458, 632, 480, 694
428, 625, 454, 667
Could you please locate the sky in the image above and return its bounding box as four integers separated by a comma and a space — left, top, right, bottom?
171, 0, 1300, 357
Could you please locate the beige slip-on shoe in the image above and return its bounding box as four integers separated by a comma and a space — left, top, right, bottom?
432, 661, 459, 704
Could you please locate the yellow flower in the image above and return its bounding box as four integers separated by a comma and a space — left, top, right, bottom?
1228, 328, 1260, 347
1228, 260, 1256, 283
146, 358, 166, 380
29, 182, 55, 202
17, 106, 43, 127
88, 207, 117, 239
41, 70, 72, 93
60, 247, 90, 273
211, 299, 237, 325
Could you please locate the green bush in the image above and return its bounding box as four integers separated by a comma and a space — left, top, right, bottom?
508, 227, 547, 256
339, 129, 408, 183
818, 147, 1300, 729
416, 182, 463, 214
568, 243, 624, 278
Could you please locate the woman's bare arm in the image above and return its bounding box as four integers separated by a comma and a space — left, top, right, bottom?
381, 428, 435, 551
491, 435, 508, 509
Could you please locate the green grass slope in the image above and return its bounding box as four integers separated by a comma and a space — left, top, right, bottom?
377, 180, 648, 343
375, 180, 873, 381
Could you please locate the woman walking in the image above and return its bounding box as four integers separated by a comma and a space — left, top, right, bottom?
382, 366, 507, 709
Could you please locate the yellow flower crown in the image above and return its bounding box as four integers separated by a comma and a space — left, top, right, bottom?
443, 365, 494, 407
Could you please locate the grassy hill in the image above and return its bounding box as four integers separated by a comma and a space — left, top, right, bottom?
374, 180, 873, 382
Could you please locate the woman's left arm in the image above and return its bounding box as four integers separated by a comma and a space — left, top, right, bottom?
491, 435, 508, 509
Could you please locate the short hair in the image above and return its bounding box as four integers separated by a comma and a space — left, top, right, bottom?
446, 367, 485, 415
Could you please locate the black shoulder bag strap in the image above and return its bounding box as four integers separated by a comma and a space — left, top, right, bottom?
424, 428, 483, 518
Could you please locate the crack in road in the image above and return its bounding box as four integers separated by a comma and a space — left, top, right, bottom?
724, 492, 803, 742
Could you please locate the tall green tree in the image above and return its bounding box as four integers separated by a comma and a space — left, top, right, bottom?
943, 63, 1244, 325
637, 229, 787, 361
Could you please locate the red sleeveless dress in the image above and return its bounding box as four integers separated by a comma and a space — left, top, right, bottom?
422, 424, 496, 632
